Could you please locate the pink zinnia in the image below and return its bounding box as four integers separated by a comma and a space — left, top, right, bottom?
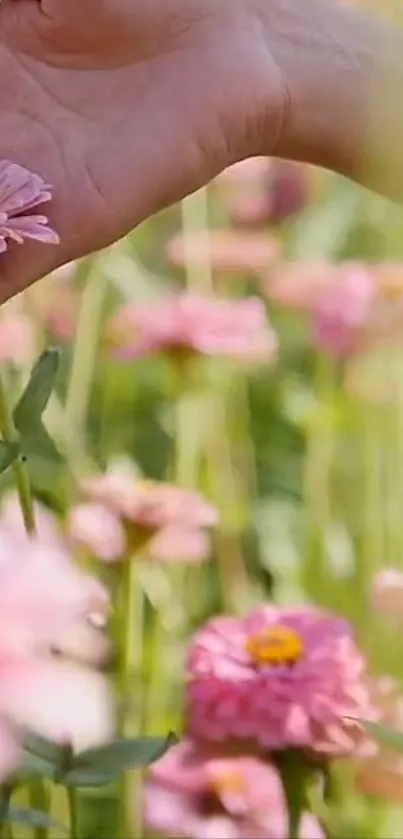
143, 739, 323, 839
0, 161, 59, 253
79, 466, 218, 563
186, 605, 376, 756
108, 294, 277, 364
311, 266, 375, 356
371, 568, 403, 623
0, 512, 113, 778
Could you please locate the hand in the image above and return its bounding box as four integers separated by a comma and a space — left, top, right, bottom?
0, 0, 286, 299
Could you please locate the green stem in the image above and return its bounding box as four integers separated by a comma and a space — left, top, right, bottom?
180, 189, 213, 294
276, 750, 309, 839
0, 368, 35, 533
28, 778, 49, 839
67, 785, 79, 839
64, 257, 108, 458
117, 556, 141, 839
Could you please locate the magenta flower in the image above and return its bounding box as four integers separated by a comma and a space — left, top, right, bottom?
0, 161, 59, 253
143, 739, 323, 839
79, 465, 217, 562
0, 504, 113, 777
311, 265, 375, 356
108, 294, 277, 364
186, 605, 376, 757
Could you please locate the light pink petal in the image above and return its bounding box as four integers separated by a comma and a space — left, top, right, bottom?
0, 722, 20, 781
0, 161, 52, 215
0, 658, 114, 752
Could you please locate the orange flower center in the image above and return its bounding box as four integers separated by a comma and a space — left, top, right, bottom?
244, 625, 302, 666
209, 771, 244, 797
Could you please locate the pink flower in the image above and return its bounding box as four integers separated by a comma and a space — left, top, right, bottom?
265, 263, 338, 311
371, 569, 403, 623
80, 466, 217, 562
0, 310, 35, 365
165, 231, 280, 276
143, 739, 323, 839
0, 513, 113, 777
68, 502, 127, 562
0, 161, 59, 253
185, 605, 376, 757
108, 294, 277, 364
311, 266, 375, 356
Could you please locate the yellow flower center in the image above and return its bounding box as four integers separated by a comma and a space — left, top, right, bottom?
136, 480, 157, 494
209, 771, 244, 797
244, 625, 303, 667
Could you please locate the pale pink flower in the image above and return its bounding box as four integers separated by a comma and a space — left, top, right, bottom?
186, 605, 376, 756
81, 466, 217, 562
214, 159, 307, 228
108, 294, 277, 364
371, 569, 403, 623
143, 739, 323, 839
0, 492, 63, 552
0, 161, 59, 253
68, 502, 127, 562
0, 311, 35, 365
265, 263, 337, 311
311, 266, 375, 356
165, 231, 280, 276
0, 518, 113, 776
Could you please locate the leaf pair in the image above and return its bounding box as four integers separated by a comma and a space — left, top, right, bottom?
0, 348, 61, 475
22, 732, 177, 788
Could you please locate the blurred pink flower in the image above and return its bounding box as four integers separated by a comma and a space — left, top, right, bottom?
265, 263, 340, 311
311, 265, 375, 356
371, 569, 403, 623
214, 159, 307, 228
109, 294, 277, 364
0, 311, 35, 365
81, 467, 217, 562
68, 502, 127, 562
165, 231, 280, 276
143, 739, 323, 839
39, 270, 78, 341
0, 161, 59, 253
0, 492, 63, 551
0, 512, 113, 776
186, 605, 376, 757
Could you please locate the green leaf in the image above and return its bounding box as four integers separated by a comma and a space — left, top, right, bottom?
0, 441, 20, 474
358, 719, 403, 752
8, 807, 67, 834
63, 733, 177, 787
13, 348, 60, 432
21, 422, 63, 464
20, 734, 63, 781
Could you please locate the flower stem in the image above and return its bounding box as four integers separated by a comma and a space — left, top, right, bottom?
67, 785, 79, 839
117, 556, 142, 839
65, 257, 108, 460
0, 368, 35, 533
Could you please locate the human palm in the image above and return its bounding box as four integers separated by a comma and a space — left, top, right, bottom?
0, 0, 284, 299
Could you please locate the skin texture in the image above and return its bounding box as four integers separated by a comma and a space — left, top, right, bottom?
0, 0, 402, 300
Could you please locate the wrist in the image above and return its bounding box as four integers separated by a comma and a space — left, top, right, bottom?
255, 0, 403, 201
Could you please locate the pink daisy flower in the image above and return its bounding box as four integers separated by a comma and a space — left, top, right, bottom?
311, 265, 375, 357
77, 465, 217, 563
108, 294, 277, 364
0, 499, 113, 778
0, 160, 59, 253
186, 605, 377, 757
143, 738, 323, 839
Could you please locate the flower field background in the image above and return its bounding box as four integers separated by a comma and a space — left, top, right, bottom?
4, 96, 403, 838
